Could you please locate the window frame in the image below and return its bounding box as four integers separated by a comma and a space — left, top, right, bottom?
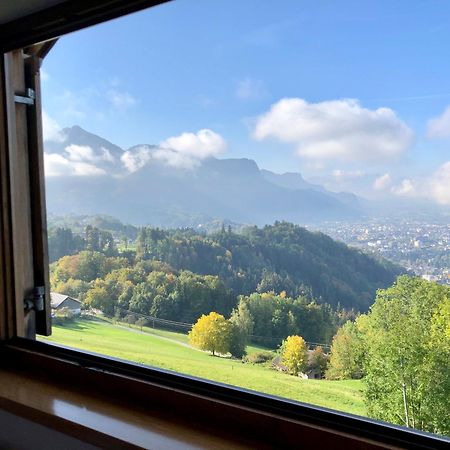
0, 1, 448, 448
4, 337, 448, 450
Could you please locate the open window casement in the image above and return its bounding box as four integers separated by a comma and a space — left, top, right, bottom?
0, 41, 56, 339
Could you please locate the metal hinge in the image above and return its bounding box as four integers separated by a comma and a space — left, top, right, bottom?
24, 286, 45, 312
14, 88, 35, 105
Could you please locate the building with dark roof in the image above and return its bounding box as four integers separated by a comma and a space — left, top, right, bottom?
50, 292, 81, 315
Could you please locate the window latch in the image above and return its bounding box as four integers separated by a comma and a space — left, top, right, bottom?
14, 88, 35, 106
24, 286, 45, 312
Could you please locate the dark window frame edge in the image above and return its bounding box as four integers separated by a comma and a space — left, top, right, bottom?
0, 0, 172, 53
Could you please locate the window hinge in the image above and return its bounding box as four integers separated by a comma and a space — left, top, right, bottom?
14, 88, 35, 105
24, 286, 45, 312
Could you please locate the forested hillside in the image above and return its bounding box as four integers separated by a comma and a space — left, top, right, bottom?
50, 221, 403, 314
134, 222, 403, 310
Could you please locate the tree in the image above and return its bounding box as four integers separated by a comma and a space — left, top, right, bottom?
424, 297, 450, 434
281, 335, 308, 376
85, 225, 101, 252
362, 276, 450, 435
325, 320, 364, 380
48, 227, 85, 262
189, 312, 232, 356
52, 278, 90, 302
308, 346, 328, 378
228, 323, 247, 359
228, 302, 254, 359
238, 292, 337, 345
84, 285, 114, 316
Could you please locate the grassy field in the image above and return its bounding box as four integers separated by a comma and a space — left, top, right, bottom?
40, 317, 365, 416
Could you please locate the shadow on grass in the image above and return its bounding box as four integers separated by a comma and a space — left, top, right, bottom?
56, 317, 103, 331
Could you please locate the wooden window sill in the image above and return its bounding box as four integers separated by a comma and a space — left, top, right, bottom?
0, 367, 249, 449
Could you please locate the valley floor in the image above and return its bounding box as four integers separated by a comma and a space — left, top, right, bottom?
40, 317, 365, 417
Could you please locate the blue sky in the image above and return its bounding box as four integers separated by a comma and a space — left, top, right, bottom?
42, 0, 450, 203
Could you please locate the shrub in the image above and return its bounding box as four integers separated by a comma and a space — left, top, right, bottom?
135, 317, 148, 329
52, 307, 74, 325
243, 351, 274, 364
124, 313, 138, 325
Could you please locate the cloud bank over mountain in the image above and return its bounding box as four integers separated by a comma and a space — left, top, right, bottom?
43, 125, 371, 226
42, 100, 449, 208
44, 119, 227, 175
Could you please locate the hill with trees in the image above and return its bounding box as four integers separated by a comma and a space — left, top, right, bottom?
134, 221, 403, 311
49, 221, 404, 347
50, 221, 403, 312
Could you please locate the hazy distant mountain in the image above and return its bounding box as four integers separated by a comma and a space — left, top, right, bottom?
44, 126, 365, 227
261, 169, 364, 210
261, 169, 326, 192
47, 125, 123, 156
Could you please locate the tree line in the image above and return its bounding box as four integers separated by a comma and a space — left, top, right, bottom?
50, 221, 403, 311
51, 249, 350, 345
325, 276, 449, 436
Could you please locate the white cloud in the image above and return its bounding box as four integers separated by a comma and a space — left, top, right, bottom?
378, 162, 450, 205
236, 78, 267, 100
42, 110, 66, 143
373, 173, 392, 191
253, 98, 413, 164
44, 153, 70, 176
121, 146, 152, 173
44, 153, 106, 177
427, 106, 450, 139
64, 144, 114, 163
65, 144, 96, 162
121, 129, 227, 172
44, 143, 115, 177
332, 169, 364, 181
429, 161, 450, 205
153, 148, 200, 169
391, 179, 415, 196
160, 129, 227, 160
107, 89, 136, 110
71, 162, 107, 176
101, 147, 115, 163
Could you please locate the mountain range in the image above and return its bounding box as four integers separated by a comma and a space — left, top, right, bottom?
45, 126, 366, 227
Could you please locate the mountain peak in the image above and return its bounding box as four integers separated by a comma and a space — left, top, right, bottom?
52, 125, 124, 158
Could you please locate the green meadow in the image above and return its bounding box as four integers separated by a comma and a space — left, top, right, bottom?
40, 317, 365, 416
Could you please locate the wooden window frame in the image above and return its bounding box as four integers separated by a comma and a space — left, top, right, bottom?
2, 337, 448, 450
0, 1, 448, 448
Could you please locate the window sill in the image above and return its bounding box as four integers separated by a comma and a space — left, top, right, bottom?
0, 338, 446, 449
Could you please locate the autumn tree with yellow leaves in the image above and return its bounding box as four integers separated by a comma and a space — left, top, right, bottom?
281, 335, 308, 376
189, 312, 232, 356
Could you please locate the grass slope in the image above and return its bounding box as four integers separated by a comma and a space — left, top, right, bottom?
41, 318, 365, 416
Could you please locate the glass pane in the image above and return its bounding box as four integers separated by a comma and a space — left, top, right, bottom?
39, 0, 449, 437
